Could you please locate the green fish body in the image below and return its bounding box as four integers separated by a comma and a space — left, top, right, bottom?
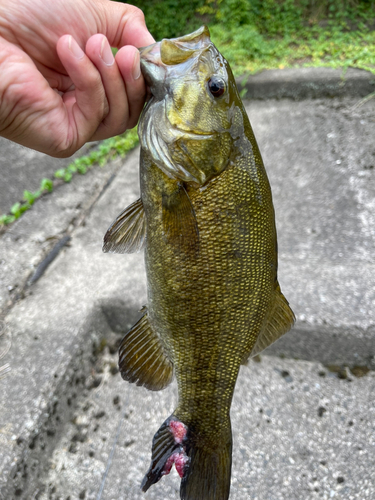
103, 26, 294, 500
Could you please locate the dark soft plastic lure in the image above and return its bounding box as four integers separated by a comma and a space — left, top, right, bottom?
103, 26, 294, 500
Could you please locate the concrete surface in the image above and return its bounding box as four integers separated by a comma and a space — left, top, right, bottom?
0, 68, 374, 499
0, 140, 94, 215
38, 355, 375, 500
241, 67, 375, 100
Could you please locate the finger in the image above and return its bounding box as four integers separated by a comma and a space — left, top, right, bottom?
56, 34, 109, 150
85, 34, 130, 140
115, 45, 147, 130
0, 36, 62, 147
33, 60, 73, 92
104, 3, 155, 49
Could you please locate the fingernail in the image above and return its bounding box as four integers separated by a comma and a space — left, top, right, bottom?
68, 35, 84, 59
100, 37, 114, 66
132, 51, 141, 80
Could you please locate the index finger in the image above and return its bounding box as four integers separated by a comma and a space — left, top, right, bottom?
105, 2, 155, 49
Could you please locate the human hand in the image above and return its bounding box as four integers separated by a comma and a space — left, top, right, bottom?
0, 0, 154, 157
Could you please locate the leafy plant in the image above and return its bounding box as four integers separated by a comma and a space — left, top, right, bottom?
128, 0, 205, 40
23, 190, 39, 205
122, 0, 375, 75
10, 202, 30, 219
40, 178, 54, 192
0, 214, 16, 225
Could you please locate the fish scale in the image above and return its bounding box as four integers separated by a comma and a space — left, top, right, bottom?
103, 25, 294, 500
143, 157, 274, 426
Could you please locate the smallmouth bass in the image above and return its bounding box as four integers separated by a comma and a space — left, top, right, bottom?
103, 26, 294, 500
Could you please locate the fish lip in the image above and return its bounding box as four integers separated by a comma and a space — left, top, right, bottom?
139, 43, 161, 70
139, 43, 167, 96
138, 26, 213, 86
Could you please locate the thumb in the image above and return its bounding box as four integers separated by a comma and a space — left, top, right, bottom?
104, 2, 155, 49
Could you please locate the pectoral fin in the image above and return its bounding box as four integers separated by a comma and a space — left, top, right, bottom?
119, 309, 173, 391
243, 285, 295, 363
103, 198, 146, 254
162, 184, 199, 256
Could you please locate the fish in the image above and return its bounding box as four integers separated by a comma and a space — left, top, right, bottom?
103, 25, 294, 500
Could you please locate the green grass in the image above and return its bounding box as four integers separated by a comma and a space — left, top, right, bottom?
128, 0, 375, 76
209, 25, 375, 75
0, 129, 139, 227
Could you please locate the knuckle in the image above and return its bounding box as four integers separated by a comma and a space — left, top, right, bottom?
52, 147, 75, 159
102, 99, 110, 120
48, 137, 76, 158
128, 5, 146, 23
85, 70, 103, 92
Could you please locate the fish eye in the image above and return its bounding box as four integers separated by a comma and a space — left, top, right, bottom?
207, 76, 225, 98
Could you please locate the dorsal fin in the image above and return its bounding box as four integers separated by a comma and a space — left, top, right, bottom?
243, 285, 295, 363
119, 309, 173, 391
103, 198, 146, 254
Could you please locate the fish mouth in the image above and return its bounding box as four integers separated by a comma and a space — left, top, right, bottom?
139, 43, 164, 89
139, 26, 212, 95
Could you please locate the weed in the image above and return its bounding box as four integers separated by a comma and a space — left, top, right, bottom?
127, 0, 375, 75
23, 190, 39, 206
40, 178, 54, 193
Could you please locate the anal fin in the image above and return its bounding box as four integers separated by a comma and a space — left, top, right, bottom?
119, 309, 173, 391
243, 284, 295, 362
103, 198, 146, 254
162, 183, 199, 257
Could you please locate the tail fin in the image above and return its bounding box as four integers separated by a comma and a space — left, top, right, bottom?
141, 415, 232, 500
180, 440, 232, 500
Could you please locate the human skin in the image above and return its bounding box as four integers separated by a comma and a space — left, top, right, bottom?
0, 0, 154, 157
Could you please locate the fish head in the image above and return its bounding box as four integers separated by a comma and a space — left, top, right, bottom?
139, 26, 246, 186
